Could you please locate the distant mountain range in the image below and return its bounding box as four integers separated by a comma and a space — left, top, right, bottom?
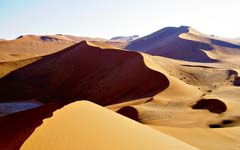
111, 35, 139, 42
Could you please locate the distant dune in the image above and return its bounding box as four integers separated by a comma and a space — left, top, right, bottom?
0, 35, 127, 63
0, 35, 74, 62
53, 34, 128, 48
126, 26, 240, 63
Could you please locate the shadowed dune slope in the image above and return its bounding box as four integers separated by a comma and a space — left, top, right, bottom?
192, 99, 227, 114
0, 41, 169, 105
0, 57, 41, 78
21, 101, 198, 150
0, 102, 60, 150
126, 26, 240, 62
117, 106, 140, 122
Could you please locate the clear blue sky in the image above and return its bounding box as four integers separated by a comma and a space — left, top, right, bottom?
0, 0, 239, 40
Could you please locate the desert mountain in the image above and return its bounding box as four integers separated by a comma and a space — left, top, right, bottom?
126, 26, 240, 62
111, 35, 139, 42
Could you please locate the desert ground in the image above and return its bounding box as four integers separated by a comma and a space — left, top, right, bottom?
0, 26, 240, 150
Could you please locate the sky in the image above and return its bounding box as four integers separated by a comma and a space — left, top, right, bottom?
0, 0, 239, 40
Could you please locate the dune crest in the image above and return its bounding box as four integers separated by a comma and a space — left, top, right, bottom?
21, 101, 198, 150
126, 26, 240, 63
0, 41, 169, 105
1, 26, 240, 150
126, 26, 217, 62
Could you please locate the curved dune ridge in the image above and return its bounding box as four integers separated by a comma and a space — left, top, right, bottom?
21, 101, 198, 150
1, 26, 240, 150
0, 41, 169, 105
126, 26, 240, 63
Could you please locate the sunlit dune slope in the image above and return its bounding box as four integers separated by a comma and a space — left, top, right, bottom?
21, 101, 198, 150
107, 51, 240, 129
0, 41, 169, 105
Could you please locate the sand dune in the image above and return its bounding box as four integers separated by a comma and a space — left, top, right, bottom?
0, 35, 127, 63
0, 35, 74, 62
153, 126, 240, 150
107, 41, 240, 129
126, 26, 240, 63
21, 101, 198, 150
1, 26, 240, 149
53, 34, 128, 48
108, 58, 240, 128
0, 41, 169, 105
126, 26, 216, 62
0, 102, 60, 150
106, 36, 240, 149
0, 57, 41, 78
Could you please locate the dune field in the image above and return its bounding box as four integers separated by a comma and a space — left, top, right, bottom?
0, 26, 240, 150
